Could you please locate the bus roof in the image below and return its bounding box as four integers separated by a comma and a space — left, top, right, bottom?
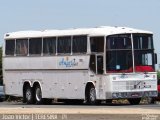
4, 26, 153, 39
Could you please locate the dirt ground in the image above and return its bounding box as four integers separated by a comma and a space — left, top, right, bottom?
0, 107, 160, 120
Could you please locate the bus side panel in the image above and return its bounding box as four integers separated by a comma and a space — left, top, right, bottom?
3, 56, 90, 99
4, 70, 89, 99
42, 70, 88, 99
3, 56, 89, 70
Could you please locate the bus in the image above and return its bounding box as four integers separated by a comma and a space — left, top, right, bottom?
3, 26, 158, 105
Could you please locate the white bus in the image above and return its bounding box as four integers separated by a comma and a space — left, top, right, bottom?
3, 26, 158, 105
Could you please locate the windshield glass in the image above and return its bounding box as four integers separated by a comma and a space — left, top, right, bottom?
133, 34, 155, 72
106, 34, 133, 73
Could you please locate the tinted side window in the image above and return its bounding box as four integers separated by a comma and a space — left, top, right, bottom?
72, 36, 87, 53
29, 38, 42, 55
43, 37, 56, 55
90, 37, 104, 52
57, 36, 71, 54
16, 39, 28, 56
5, 40, 15, 55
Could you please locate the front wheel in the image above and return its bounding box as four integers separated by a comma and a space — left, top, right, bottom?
128, 98, 141, 105
86, 86, 96, 105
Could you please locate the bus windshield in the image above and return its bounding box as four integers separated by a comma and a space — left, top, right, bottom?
106, 34, 155, 73
106, 34, 133, 73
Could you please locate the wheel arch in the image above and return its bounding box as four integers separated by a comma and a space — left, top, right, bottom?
23, 81, 31, 94
23, 81, 43, 97
85, 82, 95, 99
33, 81, 42, 90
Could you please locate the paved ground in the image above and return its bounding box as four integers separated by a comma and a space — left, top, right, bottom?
0, 102, 160, 120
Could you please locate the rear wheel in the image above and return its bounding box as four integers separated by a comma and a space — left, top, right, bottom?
86, 86, 96, 105
35, 85, 43, 104
24, 86, 35, 104
128, 98, 141, 105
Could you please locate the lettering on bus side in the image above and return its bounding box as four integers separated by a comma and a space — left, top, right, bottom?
59, 58, 78, 68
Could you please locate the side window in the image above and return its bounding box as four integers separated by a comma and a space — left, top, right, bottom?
90, 37, 104, 53
43, 37, 56, 55
16, 39, 28, 56
57, 36, 71, 54
29, 38, 42, 55
5, 40, 15, 55
72, 36, 87, 53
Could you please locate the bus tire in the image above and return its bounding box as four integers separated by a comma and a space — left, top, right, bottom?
35, 84, 43, 104
86, 85, 96, 105
128, 98, 141, 105
24, 86, 35, 104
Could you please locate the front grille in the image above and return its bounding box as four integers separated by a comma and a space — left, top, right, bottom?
112, 80, 156, 91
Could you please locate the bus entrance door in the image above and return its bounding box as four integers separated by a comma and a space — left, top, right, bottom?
96, 55, 104, 74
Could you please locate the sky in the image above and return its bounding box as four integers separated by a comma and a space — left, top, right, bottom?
0, 0, 160, 65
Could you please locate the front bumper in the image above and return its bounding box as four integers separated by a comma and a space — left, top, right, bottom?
112, 91, 157, 99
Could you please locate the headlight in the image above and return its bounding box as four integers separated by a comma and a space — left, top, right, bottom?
149, 91, 157, 96
112, 92, 128, 98
118, 93, 122, 98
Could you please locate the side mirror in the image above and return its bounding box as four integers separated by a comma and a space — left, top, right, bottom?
154, 53, 157, 64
